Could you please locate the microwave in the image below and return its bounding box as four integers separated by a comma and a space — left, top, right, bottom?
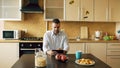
2, 30, 21, 39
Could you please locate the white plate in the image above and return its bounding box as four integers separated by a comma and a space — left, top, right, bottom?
75, 59, 95, 66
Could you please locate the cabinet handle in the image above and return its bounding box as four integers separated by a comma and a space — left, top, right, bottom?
106, 8, 108, 21
110, 57, 120, 59
78, 7, 80, 21
83, 43, 85, 53
110, 44, 120, 46
110, 50, 120, 52
86, 44, 88, 53
81, 8, 84, 20
109, 8, 111, 21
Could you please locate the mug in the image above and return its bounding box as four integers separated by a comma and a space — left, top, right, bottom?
75, 51, 82, 60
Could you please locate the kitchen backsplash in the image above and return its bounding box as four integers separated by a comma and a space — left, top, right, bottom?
4, 14, 46, 37
4, 14, 116, 39
48, 21, 115, 39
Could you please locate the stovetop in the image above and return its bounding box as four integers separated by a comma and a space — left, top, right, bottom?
20, 37, 43, 41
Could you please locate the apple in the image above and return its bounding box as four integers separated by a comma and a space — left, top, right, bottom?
55, 54, 61, 60
60, 54, 67, 62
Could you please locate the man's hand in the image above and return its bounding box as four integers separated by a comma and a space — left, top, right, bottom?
47, 50, 56, 56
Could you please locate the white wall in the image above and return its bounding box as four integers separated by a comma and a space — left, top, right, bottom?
0, 21, 4, 39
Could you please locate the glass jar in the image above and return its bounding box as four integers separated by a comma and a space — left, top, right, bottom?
35, 48, 46, 67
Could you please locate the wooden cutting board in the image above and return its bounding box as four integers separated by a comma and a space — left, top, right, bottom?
80, 26, 88, 39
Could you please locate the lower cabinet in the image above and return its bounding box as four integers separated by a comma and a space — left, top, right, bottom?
107, 43, 120, 68
68, 43, 85, 54
86, 43, 107, 63
0, 43, 19, 68
69, 42, 107, 63
107, 56, 120, 68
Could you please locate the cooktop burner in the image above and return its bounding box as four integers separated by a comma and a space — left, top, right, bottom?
20, 37, 43, 41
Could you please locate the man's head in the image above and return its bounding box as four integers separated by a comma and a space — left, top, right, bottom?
52, 18, 60, 35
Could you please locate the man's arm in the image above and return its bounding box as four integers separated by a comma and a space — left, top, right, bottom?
43, 32, 56, 55
63, 34, 69, 54
43, 33, 49, 54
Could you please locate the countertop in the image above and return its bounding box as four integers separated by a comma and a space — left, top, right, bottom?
69, 39, 120, 43
0, 39, 120, 43
12, 54, 111, 68
0, 39, 43, 43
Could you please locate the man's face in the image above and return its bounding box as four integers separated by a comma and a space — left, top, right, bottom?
52, 23, 60, 34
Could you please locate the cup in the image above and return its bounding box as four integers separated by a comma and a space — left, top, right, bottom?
75, 51, 82, 60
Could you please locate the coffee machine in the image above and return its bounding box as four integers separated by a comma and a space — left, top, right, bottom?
95, 31, 101, 40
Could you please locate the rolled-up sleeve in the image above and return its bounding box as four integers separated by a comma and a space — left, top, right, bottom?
63, 35, 69, 52
43, 32, 49, 54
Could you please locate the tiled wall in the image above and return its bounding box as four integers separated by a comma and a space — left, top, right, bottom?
4, 14, 115, 39
4, 14, 46, 37
48, 21, 116, 39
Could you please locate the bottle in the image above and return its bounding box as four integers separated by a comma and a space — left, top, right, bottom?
35, 48, 46, 67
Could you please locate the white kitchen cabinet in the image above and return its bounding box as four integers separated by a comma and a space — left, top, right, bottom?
80, 0, 94, 21
65, 0, 93, 21
0, 0, 22, 21
65, 0, 79, 21
94, 0, 108, 21
107, 43, 120, 68
68, 43, 85, 54
108, 0, 120, 22
0, 43, 19, 68
44, 0, 64, 21
86, 43, 107, 63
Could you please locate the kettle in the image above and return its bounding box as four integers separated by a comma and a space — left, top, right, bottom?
95, 31, 101, 40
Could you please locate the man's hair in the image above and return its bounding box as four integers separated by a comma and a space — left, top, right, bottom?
52, 18, 60, 24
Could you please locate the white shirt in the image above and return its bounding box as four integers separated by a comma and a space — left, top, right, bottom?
43, 30, 69, 54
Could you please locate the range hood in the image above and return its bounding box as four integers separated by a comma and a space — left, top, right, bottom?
21, 0, 43, 13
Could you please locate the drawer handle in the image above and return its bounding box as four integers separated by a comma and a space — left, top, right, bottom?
110, 44, 120, 46
110, 58, 120, 59
110, 51, 120, 52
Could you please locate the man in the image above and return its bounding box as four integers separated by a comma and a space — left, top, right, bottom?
43, 18, 69, 55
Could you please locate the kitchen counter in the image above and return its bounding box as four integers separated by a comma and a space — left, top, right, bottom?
69, 39, 120, 43
0, 40, 43, 43
0, 39, 120, 43
12, 54, 111, 68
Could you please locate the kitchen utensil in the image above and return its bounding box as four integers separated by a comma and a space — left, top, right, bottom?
80, 26, 88, 39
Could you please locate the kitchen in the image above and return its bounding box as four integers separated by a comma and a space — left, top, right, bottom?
0, 0, 120, 68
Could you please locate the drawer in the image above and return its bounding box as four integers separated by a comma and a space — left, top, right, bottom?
107, 43, 120, 49
107, 56, 120, 68
107, 50, 120, 55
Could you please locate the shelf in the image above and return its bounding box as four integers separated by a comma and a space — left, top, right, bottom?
44, 0, 64, 20
45, 8, 63, 19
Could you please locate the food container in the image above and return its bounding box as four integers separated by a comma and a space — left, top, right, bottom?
35, 49, 46, 67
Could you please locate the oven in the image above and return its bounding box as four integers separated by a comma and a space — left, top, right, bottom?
19, 42, 43, 57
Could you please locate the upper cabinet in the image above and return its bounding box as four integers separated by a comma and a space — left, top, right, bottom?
94, 0, 108, 21
65, 0, 79, 21
44, 0, 120, 22
65, 0, 93, 21
44, 0, 64, 21
0, 0, 22, 21
80, 0, 94, 21
108, 0, 120, 22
